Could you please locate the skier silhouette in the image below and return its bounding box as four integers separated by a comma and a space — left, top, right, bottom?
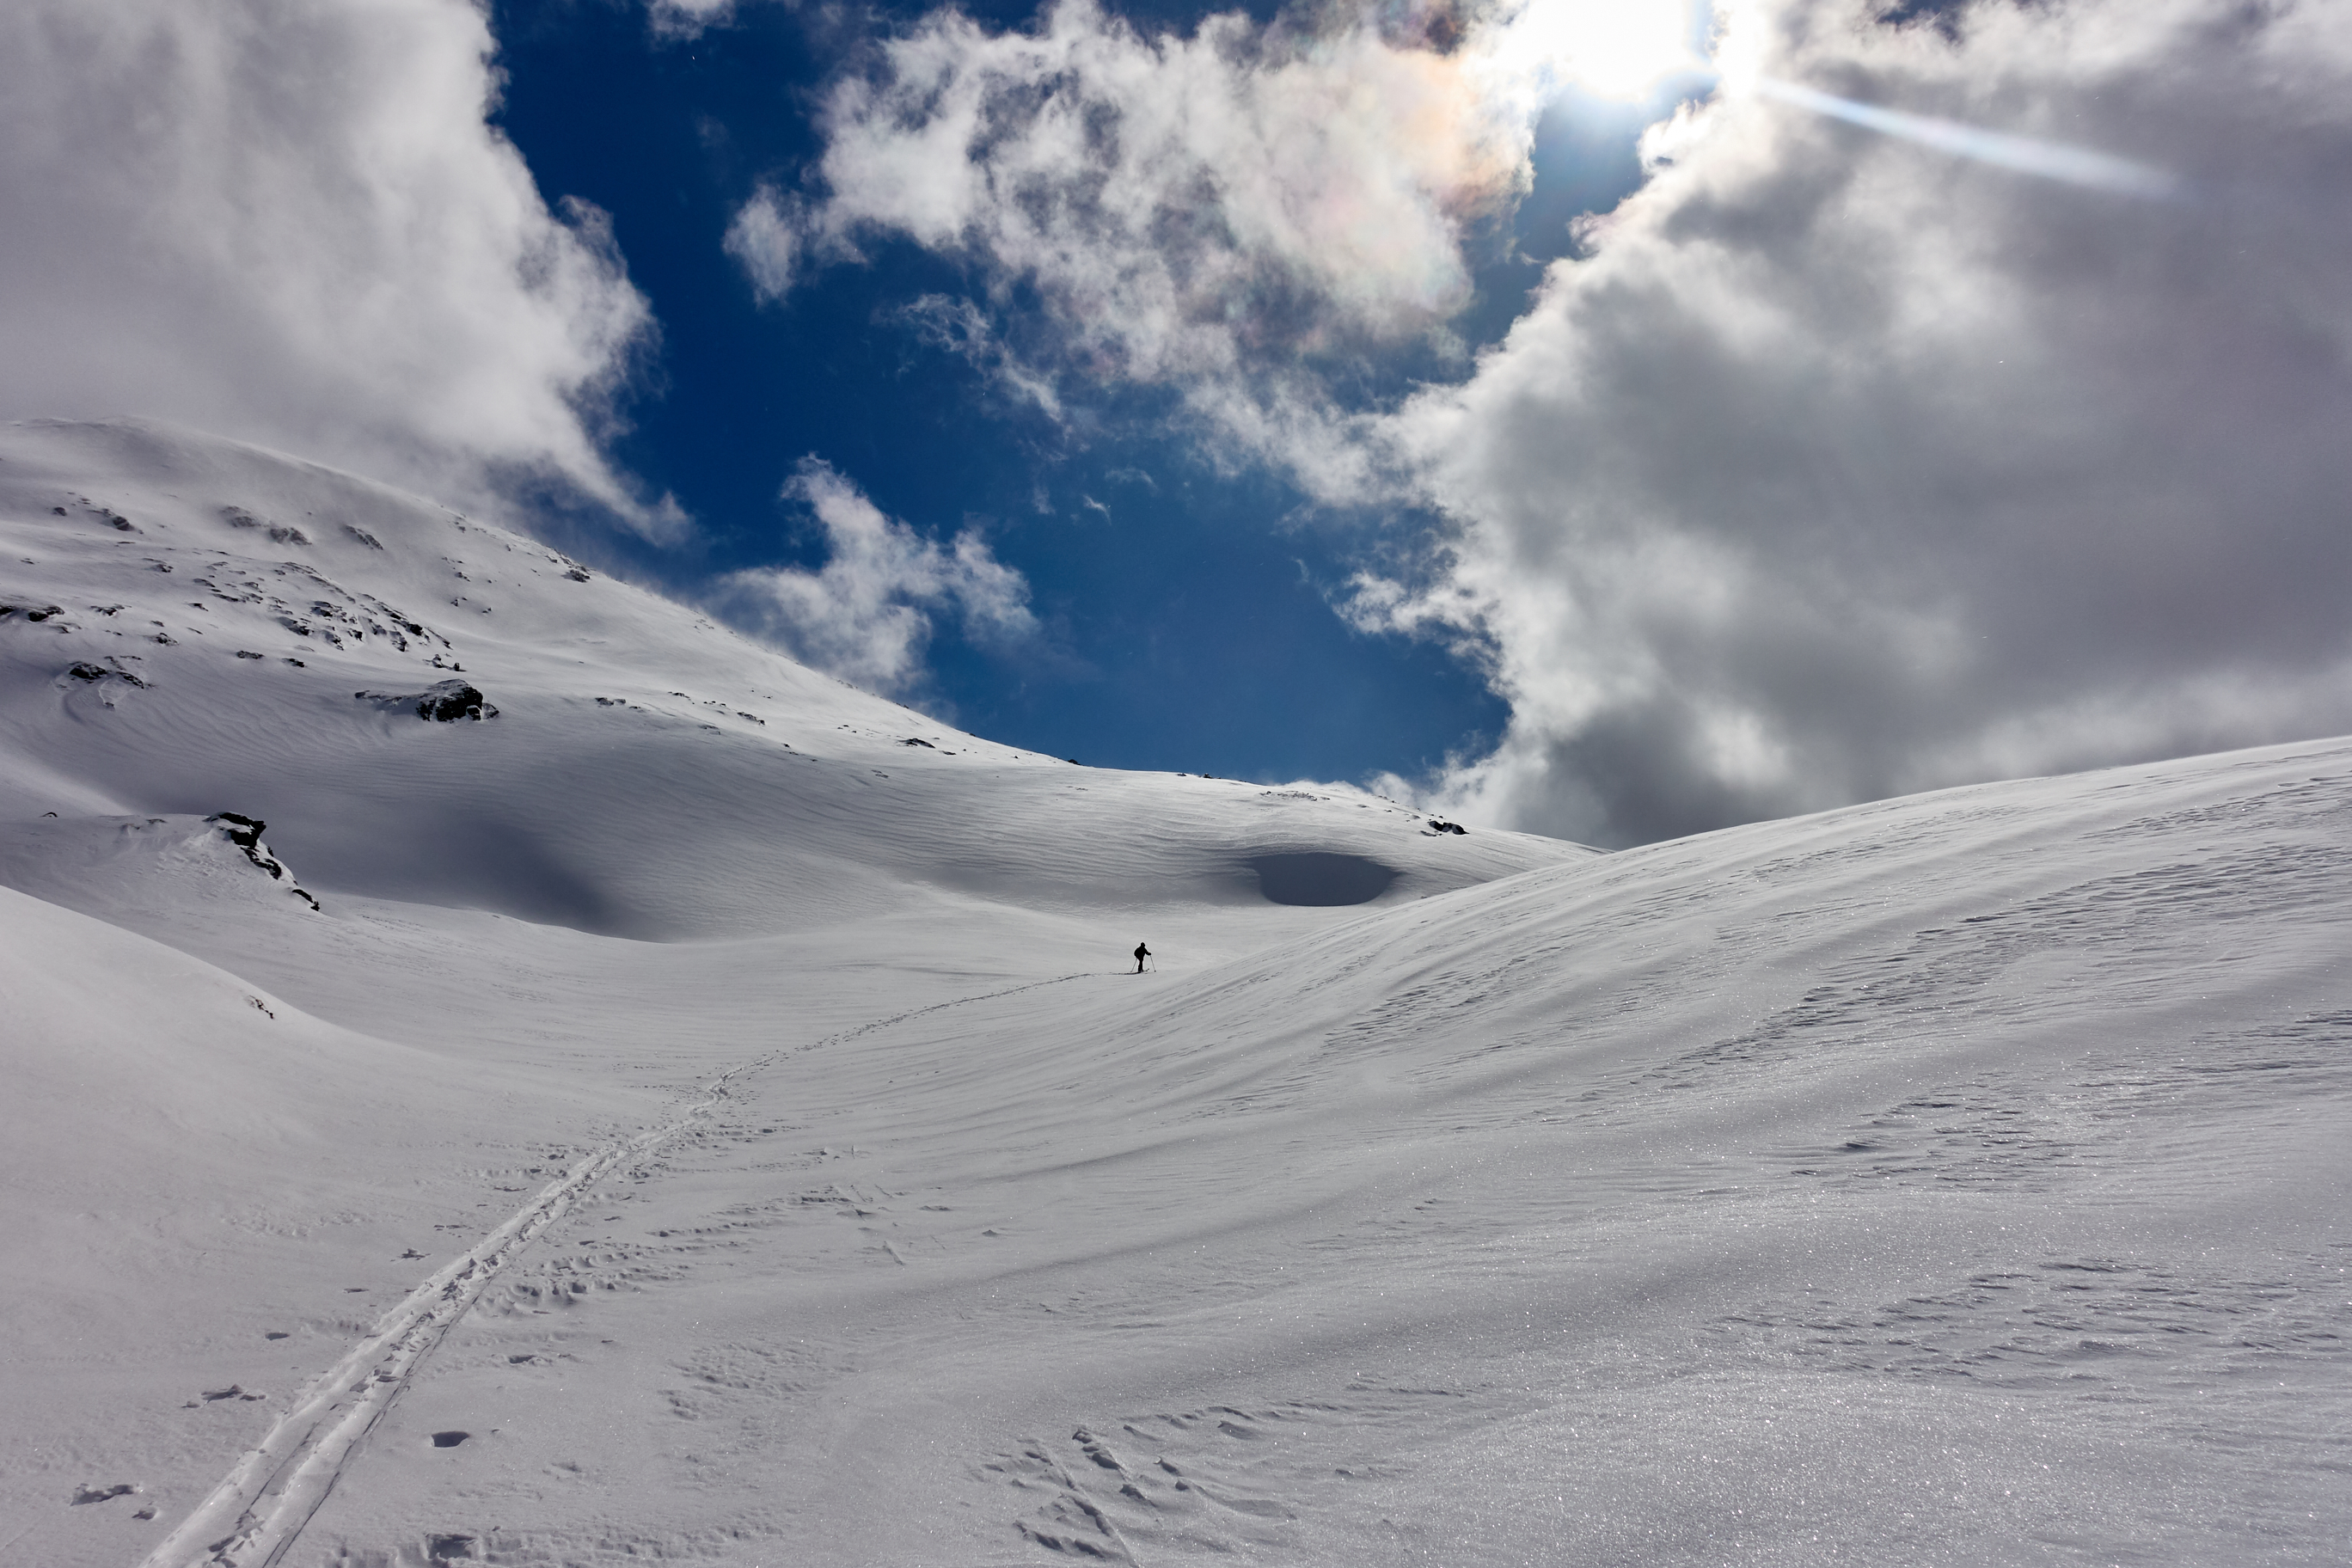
1133, 941, 1151, 974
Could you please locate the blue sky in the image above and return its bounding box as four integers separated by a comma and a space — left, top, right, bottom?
481, 0, 1680, 784
5, 0, 2347, 844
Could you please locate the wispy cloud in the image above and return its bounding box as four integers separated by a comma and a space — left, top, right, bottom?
725, 0, 1556, 499
714, 460, 1037, 696
894, 295, 1064, 421
647, 0, 740, 40
723, 185, 804, 303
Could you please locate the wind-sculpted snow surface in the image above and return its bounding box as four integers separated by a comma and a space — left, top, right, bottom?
1, 420, 2347, 1565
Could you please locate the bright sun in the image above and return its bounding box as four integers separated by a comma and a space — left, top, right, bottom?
1504, 0, 1700, 101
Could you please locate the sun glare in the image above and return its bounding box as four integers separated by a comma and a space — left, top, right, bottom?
1502, 0, 1700, 102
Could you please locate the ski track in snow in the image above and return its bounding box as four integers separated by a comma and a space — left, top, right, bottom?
138, 974, 1091, 1568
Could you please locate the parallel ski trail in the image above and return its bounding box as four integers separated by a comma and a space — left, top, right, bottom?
141, 972, 1095, 1568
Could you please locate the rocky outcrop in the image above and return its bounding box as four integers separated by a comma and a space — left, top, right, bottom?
221, 505, 309, 546
67, 660, 148, 688
352, 677, 498, 721
418, 683, 493, 720
208, 812, 322, 910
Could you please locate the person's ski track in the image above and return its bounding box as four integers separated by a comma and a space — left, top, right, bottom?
139, 971, 1096, 1568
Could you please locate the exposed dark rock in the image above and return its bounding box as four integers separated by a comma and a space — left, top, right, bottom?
70, 1483, 138, 1505
353, 678, 497, 721
219, 505, 307, 544
236, 649, 264, 659
1425, 819, 1468, 836
902, 738, 936, 748
419, 682, 493, 721
67, 660, 146, 687
209, 813, 323, 910
564, 567, 591, 581
344, 524, 384, 549
23, 605, 64, 622
211, 812, 270, 862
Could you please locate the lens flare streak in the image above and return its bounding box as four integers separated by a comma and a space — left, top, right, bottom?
1749, 75, 2184, 199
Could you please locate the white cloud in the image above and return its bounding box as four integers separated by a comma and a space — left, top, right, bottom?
893, 294, 1064, 421
0, 0, 674, 536
749, 0, 2352, 844
648, 0, 742, 40
714, 460, 1038, 696
724, 185, 803, 301
1363, 0, 2352, 844
727, 0, 1553, 498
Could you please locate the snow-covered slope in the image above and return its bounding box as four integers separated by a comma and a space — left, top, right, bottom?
0, 418, 1577, 944
2, 420, 2346, 1567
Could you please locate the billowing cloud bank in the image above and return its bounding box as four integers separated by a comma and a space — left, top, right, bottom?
1368, 0, 2352, 843
745, 0, 2352, 844
0, 0, 666, 532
